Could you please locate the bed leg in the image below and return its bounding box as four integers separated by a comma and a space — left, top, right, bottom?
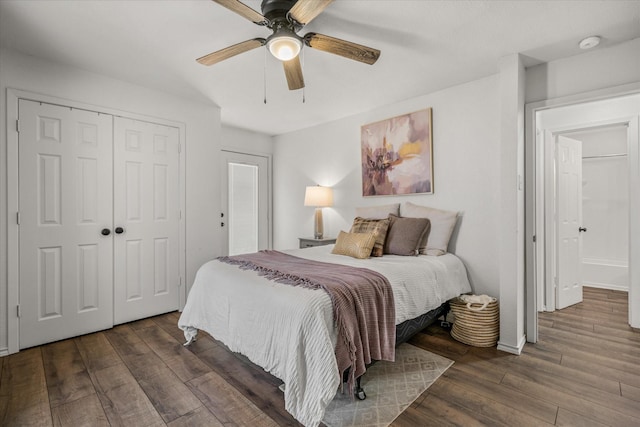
440, 303, 452, 328
182, 327, 198, 347
355, 376, 366, 400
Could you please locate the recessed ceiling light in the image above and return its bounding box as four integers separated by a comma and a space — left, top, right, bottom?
579, 36, 601, 50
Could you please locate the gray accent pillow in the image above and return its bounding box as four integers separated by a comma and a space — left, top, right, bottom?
383, 214, 431, 256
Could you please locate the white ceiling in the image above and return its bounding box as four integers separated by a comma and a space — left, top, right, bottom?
1, 0, 639, 136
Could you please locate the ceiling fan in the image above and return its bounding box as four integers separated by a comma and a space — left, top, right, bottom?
197, 0, 381, 90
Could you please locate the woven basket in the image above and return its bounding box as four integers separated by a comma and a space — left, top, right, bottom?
450, 296, 499, 347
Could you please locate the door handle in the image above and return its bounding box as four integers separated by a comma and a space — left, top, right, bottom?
115, 227, 125, 234
579, 227, 587, 233
101, 228, 111, 236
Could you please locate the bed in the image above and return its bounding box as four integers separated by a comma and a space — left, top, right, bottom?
178, 244, 471, 426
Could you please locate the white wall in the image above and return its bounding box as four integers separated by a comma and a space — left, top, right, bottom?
573, 126, 629, 290
526, 38, 640, 103
222, 125, 273, 155
497, 54, 527, 354
0, 47, 222, 353
273, 75, 501, 298
576, 126, 629, 267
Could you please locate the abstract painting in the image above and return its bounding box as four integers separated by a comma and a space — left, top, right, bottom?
361, 108, 433, 196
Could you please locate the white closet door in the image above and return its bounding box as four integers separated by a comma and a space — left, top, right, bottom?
18, 100, 114, 349
113, 117, 180, 324
556, 135, 584, 309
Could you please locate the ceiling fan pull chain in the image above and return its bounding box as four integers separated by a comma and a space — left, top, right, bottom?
302, 49, 306, 104
264, 48, 268, 104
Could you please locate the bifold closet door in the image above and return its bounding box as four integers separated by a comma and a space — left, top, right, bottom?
113, 117, 180, 324
18, 100, 114, 349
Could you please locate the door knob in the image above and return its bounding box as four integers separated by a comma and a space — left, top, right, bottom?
579, 227, 587, 232
101, 228, 111, 236
115, 227, 125, 234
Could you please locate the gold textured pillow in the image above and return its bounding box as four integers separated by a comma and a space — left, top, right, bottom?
350, 217, 390, 257
331, 231, 377, 259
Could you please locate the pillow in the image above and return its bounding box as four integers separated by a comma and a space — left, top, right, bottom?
401, 202, 458, 255
331, 231, 377, 259
383, 214, 431, 256
354, 203, 400, 220
350, 217, 390, 257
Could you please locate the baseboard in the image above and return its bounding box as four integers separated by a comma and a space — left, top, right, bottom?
584, 282, 629, 292
497, 335, 526, 355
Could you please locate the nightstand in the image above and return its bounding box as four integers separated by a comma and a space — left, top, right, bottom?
299, 237, 336, 248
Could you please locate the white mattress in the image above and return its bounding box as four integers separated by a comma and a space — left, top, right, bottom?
178, 246, 471, 426
294, 245, 472, 324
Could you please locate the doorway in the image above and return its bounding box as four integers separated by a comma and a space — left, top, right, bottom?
221, 150, 271, 256
526, 91, 640, 342
544, 127, 629, 311
566, 126, 629, 292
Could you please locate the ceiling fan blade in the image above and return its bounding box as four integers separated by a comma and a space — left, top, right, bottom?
305, 32, 380, 65
212, 0, 267, 25
288, 0, 333, 26
282, 56, 305, 90
197, 38, 266, 66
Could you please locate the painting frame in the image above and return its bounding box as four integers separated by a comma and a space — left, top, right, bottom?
361, 108, 434, 197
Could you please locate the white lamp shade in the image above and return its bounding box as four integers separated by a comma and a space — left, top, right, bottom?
304, 186, 333, 207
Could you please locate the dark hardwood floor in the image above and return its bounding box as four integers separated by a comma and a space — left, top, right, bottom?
1, 286, 638, 426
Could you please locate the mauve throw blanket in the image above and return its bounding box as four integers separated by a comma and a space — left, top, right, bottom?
218, 250, 396, 391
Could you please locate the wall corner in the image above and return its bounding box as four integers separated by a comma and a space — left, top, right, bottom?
498, 53, 527, 351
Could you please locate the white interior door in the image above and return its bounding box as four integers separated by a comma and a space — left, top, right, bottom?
113, 118, 181, 324
221, 151, 269, 256
18, 100, 114, 348
556, 135, 584, 309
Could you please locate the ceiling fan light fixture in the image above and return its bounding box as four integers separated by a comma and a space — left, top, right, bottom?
267, 35, 302, 61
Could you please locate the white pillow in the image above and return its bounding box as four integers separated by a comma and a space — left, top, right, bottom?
354, 203, 400, 219
400, 202, 458, 255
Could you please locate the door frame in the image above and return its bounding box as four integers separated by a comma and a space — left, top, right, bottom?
220, 148, 273, 255
525, 83, 640, 343
6, 88, 187, 355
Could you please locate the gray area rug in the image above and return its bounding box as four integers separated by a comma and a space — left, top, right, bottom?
322, 343, 453, 427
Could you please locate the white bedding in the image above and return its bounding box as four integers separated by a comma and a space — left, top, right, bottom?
178, 245, 471, 426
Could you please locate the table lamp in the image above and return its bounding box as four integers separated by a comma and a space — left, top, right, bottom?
304, 185, 333, 239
